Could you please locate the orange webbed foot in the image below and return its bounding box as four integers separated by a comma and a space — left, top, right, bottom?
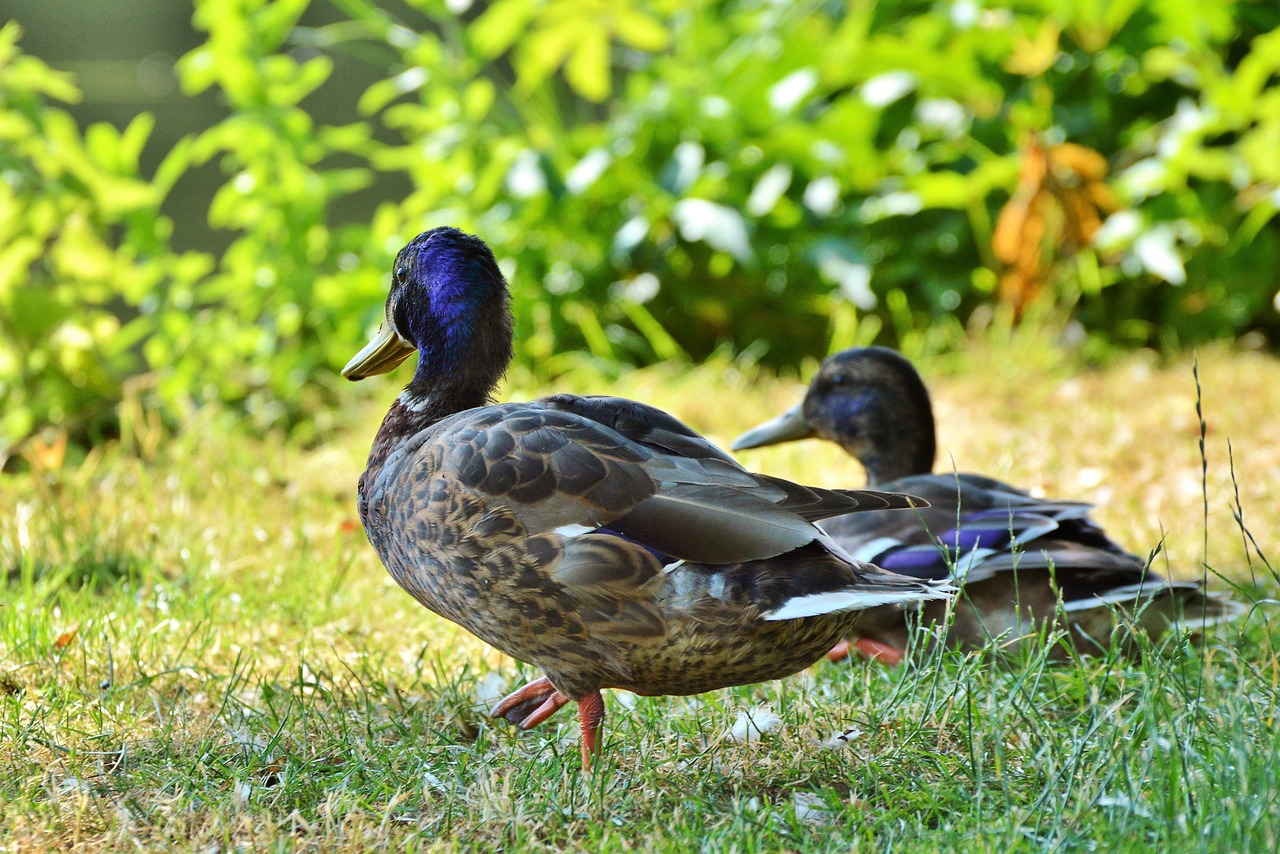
827, 638, 852, 662
852, 637, 905, 665
493, 678, 606, 770
827, 637, 906, 665
492, 675, 571, 729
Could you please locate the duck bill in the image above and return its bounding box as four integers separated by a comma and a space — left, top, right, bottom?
731, 404, 814, 450
342, 324, 417, 381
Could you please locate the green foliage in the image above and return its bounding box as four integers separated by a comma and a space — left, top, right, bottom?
173, 0, 385, 432
0, 23, 207, 457
2, 2, 1280, 453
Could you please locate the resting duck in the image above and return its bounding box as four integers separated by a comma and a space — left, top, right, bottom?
732, 346, 1241, 663
343, 229, 951, 767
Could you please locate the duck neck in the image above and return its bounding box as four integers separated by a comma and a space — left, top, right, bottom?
859, 438, 935, 487
363, 379, 491, 482
848, 391, 936, 487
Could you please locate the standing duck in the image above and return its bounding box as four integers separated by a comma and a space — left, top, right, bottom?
342, 229, 951, 767
732, 346, 1240, 663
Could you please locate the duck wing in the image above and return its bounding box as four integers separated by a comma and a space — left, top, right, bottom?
546, 394, 922, 515
818, 472, 1132, 581
525, 395, 925, 563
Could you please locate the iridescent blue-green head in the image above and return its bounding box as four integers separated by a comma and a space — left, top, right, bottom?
732, 347, 936, 485
343, 227, 514, 406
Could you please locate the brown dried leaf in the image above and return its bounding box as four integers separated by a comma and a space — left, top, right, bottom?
1017, 135, 1049, 186
258, 757, 287, 787
1061, 191, 1103, 248
992, 135, 1115, 315
993, 194, 1032, 263
1053, 142, 1108, 182
25, 432, 68, 472
1087, 180, 1120, 214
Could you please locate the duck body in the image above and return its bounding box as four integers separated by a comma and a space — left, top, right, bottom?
733, 347, 1240, 659
360, 394, 914, 700
345, 230, 950, 764
818, 472, 1225, 653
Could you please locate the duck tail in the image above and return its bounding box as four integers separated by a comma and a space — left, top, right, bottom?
762, 569, 954, 621
1061, 580, 1246, 638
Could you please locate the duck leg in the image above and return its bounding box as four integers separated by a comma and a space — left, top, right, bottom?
493, 678, 606, 768
577, 689, 606, 769
826, 639, 853, 662
492, 675, 570, 728
827, 637, 905, 666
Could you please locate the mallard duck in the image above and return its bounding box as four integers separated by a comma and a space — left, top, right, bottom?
732, 346, 1241, 663
342, 229, 951, 767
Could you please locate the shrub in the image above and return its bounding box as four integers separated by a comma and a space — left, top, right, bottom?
0, 23, 209, 456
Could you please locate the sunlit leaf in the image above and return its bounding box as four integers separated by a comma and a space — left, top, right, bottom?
514, 17, 586, 93
907, 171, 973, 209
1005, 20, 1060, 77
1133, 225, 1186, 284
359, 68, 429, 116
613, 7, 669, 52
746, 165, 792, 217
565, 26, 610, 102
470, 0, 539, 58
5, 54, 81, 103
463, 79, 495, 121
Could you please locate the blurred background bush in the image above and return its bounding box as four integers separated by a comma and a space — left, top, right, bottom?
3, 0, 1279, 463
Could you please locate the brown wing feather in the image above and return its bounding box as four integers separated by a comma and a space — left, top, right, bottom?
436, 399, 908, 565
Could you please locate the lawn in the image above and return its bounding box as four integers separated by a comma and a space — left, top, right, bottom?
2, 344, 1278, 850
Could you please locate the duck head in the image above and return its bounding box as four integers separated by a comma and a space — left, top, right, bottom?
732, 347, 936, 485
343, 227, 514, 411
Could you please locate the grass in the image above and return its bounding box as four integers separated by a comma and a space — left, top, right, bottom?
2, 342, 1278, 850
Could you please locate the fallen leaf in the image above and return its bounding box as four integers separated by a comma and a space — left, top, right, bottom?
58, 777, 92, 796
1094, 794, 1153, 818
258, 757, 286, 786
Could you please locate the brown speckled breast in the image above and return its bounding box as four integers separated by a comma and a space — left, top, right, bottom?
359, 405, 872, 701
